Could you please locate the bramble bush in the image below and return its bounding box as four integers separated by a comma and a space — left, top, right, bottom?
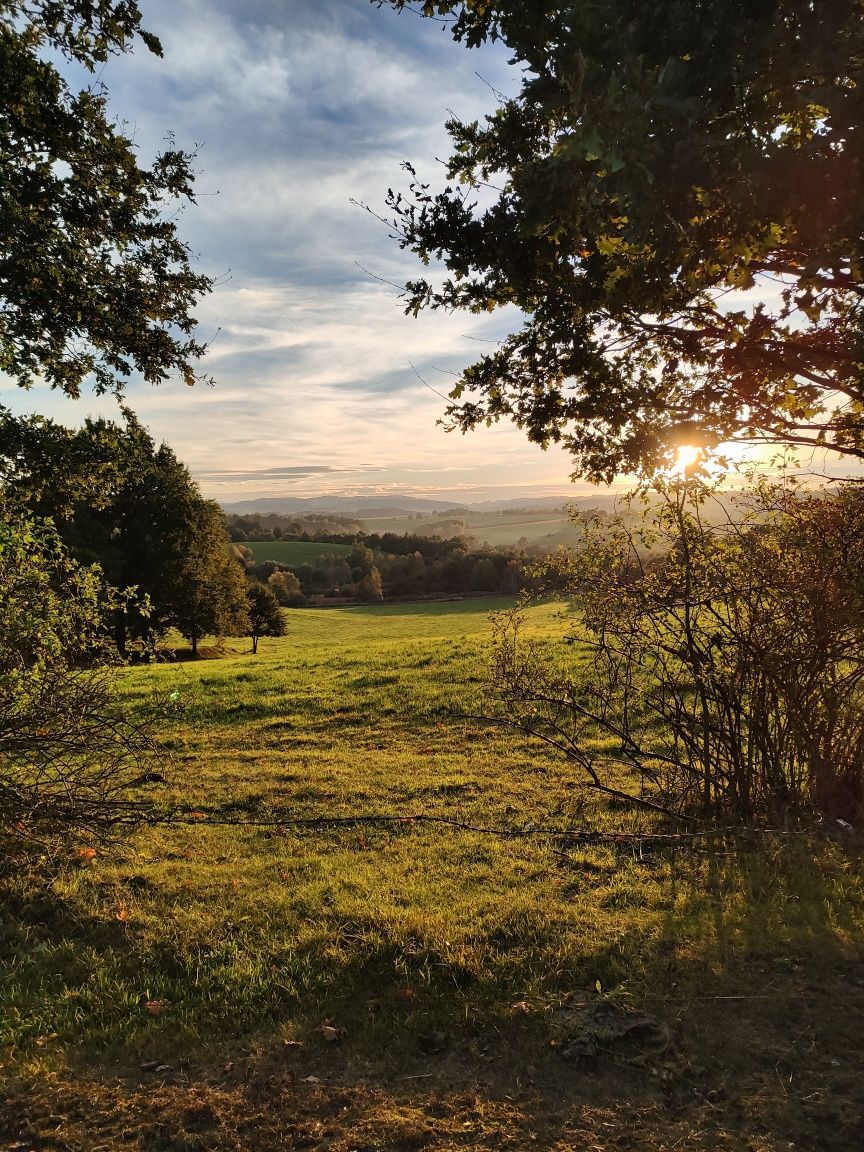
492, 476, 864, 827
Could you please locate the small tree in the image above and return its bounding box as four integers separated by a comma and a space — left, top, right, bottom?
0, 512, 158, 853
357, 566, 384, 602
268, 569, 303, 606
247, 583, 286, 654
170, 501, 250, 656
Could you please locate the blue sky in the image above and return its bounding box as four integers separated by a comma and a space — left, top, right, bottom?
2, 0, 604, 504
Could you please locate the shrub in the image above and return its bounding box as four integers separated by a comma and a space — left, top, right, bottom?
0, 512, 159, 854
491, 477, 864, 827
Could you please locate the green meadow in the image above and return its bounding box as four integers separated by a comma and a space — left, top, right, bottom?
3, 598, 864, 1151
244, 539, 353, 565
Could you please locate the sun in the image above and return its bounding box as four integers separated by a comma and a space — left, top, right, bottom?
672, 444, 703, 476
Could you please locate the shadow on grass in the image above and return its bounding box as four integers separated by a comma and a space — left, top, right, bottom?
2, 838, 863, 1151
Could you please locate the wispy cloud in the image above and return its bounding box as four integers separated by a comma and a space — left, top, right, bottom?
2, 0, 591, 503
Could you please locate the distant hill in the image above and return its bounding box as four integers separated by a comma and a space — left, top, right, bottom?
219, 493, 627, 517
221, 495, 471, 516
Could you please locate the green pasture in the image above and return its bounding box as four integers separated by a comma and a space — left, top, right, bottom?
3, 597, 864, 1151
243, 538, 353, 565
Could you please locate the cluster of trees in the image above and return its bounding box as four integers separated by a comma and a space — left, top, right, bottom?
0, 409, 285, 657
226, 512, 363, 542
246, 537, 524, 601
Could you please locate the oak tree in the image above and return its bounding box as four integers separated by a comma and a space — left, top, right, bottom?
378, 1, 864, 478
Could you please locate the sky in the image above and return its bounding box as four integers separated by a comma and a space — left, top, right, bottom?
2, 0, 608, 506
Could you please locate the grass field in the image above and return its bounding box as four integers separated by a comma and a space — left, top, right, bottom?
3, 598, 864, 1151
244, 536, 352, 564
244, 539, 353, 565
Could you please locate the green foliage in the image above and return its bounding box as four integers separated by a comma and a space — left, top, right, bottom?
379, 1, 864, 477
246, 582, 286, 653
0, 0, 210, 397
493, 476, 864, 825
0, 408, 249, 654
0, 509, 156, 848
170, 501, 249, 657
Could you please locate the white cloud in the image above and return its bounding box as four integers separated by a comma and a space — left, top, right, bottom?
2, 0, 585, 503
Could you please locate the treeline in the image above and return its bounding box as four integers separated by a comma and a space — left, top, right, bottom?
245, 539, 525, 603
227, 512, 363, 541
0, 410, 285, 656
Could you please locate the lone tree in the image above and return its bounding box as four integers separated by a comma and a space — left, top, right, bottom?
246, 582, 286, 654
378, 1, 864, 478
169, 500, 250, 657
0, 0, 210, 397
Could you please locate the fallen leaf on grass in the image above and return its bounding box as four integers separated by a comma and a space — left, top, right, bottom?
146, 1000, 166, 1016
512, 1000, 533, 1014
302, 1075, 322, 1084
316, 1019, 347, 1043
115, 907, 130, 922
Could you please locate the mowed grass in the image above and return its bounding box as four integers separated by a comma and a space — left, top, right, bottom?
244, 538, 352, 565
3, 598, 864, 1151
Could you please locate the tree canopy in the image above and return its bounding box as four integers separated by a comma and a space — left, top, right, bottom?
379, 1, 864, 478
0, 0, 211, 397
0, 408, 248, 654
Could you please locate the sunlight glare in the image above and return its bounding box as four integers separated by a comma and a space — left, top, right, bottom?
673, 444, 703, 476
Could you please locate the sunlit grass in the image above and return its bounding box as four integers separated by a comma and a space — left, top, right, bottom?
3, 597, 864, 1151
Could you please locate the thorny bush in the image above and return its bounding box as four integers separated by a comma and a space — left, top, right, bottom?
491, 476, 864, 827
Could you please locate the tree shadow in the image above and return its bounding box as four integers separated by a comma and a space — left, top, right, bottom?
2, 838, 863, 1151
